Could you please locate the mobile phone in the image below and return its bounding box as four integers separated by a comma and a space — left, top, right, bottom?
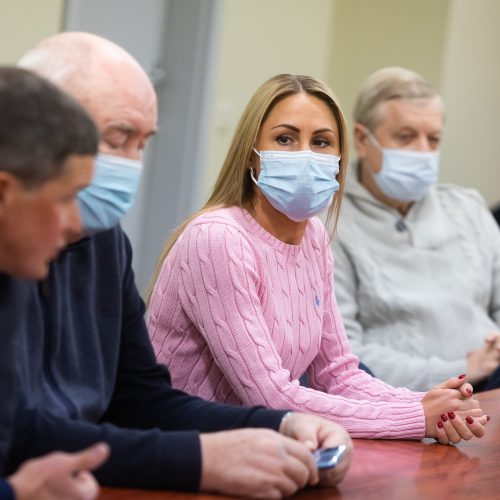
313, 445, 347, 469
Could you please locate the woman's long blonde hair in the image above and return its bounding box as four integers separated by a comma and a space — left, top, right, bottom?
146, 74, 348, 305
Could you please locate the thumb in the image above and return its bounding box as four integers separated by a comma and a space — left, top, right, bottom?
484, 333, 497, 344
64, 443, 110, 472
293, 423, 319, 451
281, 414, 318, 451
435, 374, 467, 390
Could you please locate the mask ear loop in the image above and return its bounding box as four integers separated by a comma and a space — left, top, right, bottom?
249, 168, 259, 184
250, 147, 261, 183
362, 126, 383, 152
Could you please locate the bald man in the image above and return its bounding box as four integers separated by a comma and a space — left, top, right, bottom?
10, 33, 351, 498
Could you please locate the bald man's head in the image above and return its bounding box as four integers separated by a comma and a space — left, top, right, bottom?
19, 32, 158, 160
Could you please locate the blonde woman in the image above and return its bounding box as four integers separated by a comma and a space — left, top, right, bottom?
147, 74, 488, 445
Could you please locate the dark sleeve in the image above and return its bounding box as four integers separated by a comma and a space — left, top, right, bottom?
7, 403, 201, 491
0, 479, 15, 500
0, 276, 29, 476
100, 228, 287, 433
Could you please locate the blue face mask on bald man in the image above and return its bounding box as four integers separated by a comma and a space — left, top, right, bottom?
78, 153, 142, 234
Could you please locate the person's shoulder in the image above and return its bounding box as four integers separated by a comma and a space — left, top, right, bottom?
191, 206, 245, 226
185, 206, 253, 245
435, 183, 488, 210
305, 216, 332, 252
307, 216, 329, 239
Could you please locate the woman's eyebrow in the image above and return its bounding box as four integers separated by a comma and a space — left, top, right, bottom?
314, 127, 337, 136
271, 123, 300, 132
271, 123, 337, 136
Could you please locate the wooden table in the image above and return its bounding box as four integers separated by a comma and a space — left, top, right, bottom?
99, 389, 500, 499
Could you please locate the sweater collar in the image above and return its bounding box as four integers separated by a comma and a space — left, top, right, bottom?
343, 161, 460, 248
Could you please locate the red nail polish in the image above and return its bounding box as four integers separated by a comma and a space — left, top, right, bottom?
437, 421, 443, 429
466, 416, 474, 425
466, 388, 473, 396
447, 411, 456, 420
441, 413, 448, 422
458, 374, 466, 379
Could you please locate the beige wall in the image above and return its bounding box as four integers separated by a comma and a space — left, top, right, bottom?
202, 0, 337, 202
439, 0, 500, 205
0, 0, 65, 64
327, 0, 450, 132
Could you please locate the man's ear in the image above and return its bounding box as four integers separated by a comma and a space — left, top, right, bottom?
353, 123, 370, 160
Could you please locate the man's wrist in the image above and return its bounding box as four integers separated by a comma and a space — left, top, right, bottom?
279, 411, 295, 434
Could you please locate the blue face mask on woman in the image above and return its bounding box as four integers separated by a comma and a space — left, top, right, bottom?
366, 130, 439, 201
78, 153, 143, 234
251, 149, 340, 222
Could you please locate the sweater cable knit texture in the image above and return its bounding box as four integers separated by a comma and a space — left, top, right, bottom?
148, 206, 425, 439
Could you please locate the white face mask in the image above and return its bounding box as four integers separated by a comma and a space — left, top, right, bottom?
365, 130, 439, 201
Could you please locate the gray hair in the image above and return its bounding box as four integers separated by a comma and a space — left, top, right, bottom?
353, 67, 441, 131
0, 67, 98, 187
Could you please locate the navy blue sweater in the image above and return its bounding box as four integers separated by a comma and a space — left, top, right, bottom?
9, 226, 285, 491
0, 274, 28, 475
1, 274, 29, 500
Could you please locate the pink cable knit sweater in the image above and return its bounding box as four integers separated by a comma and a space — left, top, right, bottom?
148, 206, 426, 439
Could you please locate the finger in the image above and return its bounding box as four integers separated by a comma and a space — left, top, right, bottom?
282, 437, 318, 485
319, 466, 345, 487
267, 463, 302, 498
66, 443, 110, 472
456, 408, 484, 420
465, 416, 486, 438
454, 397, 479, 411
283, 454, 312, 490
484, 334, 496, 344
439, 413, 462, 444
446, 411, 474, 441
72, 471, 100, 500
255, 487, 282, 499
318, 446, 352, 487
435, 419, 450, 445
35, 443, 109, 481
478, 415, 491, 426
282, 415, 318, 451
459, 383, 474, 398
435, 374, 467, 390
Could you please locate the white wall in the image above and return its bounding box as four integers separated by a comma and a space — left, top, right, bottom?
439, 0, 500, 205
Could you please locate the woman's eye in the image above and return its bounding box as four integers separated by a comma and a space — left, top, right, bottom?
429, 136, 441, 146
276, 135, 292, 145
313, 138, 330, 148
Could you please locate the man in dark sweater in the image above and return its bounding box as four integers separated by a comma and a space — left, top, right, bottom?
12, 32, 352, 497
0, 67, 108, 500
